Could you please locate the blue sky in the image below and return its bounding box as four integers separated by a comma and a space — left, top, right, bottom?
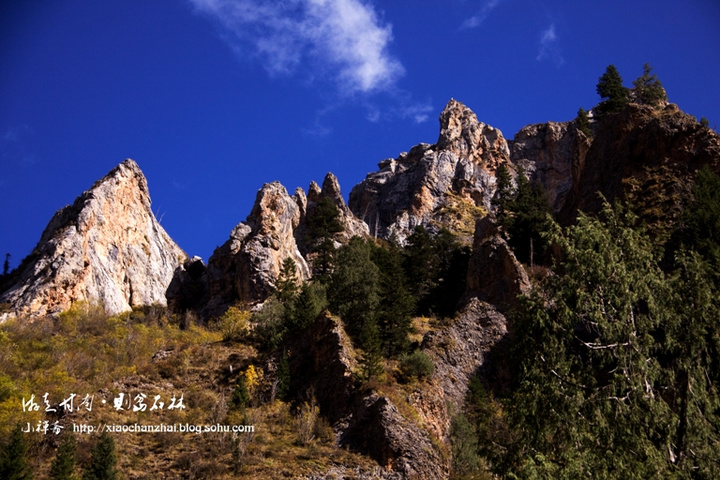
1, 0, 719, 265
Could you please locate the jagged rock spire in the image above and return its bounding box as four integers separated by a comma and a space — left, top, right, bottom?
0, 159, 186, 319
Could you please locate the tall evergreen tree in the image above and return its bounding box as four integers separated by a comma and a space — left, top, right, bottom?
492, 163, 514, 217
498, 201, 720, 478
327, 237, 380, 343
50, 434, 77, 480
632, 62, 667, 107
289, 281, 327, 332
275, 257, 299, 303
596, 64, 630, 115
371, 242, 414, 357
404, 225, 439, 311
679, 165, 720, 268
0, 423, 33, 480
498, 168, 553, 266
83, 432, 117, 480
306, 197, 344, 281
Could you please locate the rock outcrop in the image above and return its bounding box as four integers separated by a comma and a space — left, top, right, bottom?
349, 99, 511, 245
423, 297, 509, 416
183, 174, 370, 315
465, 216, 530, 312
292, 313, 448, 479
202, 182, 311, 311
510, 120, 591, 212
341, 393, 448, 480
0, 159, 186, 318
559, 103, 720, 227
299, 172, 370, 251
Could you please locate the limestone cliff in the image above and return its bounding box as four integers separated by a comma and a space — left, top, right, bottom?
293, 313, 449, 480
511, 120, 591, 212
301, 172, 370, 249
349, 99, 511, 245
203, 181, 311, 311
0, 159, 186, 319
185, 174, 370, 315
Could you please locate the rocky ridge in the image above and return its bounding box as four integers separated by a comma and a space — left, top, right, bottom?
4, 98, 720, 478
349, 99, 512, 245
0, 159, 186, 319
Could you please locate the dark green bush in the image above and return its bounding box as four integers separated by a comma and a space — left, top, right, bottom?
399, 350, 434, 381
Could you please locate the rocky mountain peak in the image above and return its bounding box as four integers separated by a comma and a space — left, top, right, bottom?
349, 99, 511, 244
437, 98, 510, 167
1, 159, 186, 319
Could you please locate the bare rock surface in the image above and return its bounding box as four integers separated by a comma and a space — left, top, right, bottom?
0, 159, 186, 319
465, 216, 530, 312
511, 120, 591, 212
349, 99, 512, 244
294, 313, 449, 479
203, 181, 311, 311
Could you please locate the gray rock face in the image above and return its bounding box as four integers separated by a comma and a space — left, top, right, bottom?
204, 181, 311, 309
466, 216, 530, 312
510, 120, 591, 212
349, 99, 511, 245
300, 173, 370, 251
0, 159, 186, 319
423, 298, 509, 412
293, 313, 448, 480
342, 393, 449, 480
195, 174, 370, 314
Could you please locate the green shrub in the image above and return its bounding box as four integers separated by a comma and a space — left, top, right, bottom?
399, 350, 434, 382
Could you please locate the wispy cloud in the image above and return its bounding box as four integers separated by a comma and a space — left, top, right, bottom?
364, 97, 432, 124
536, 23, 564, 66
461, 0, 502, 29
190, 0, 405, 95
1, 125, 37, 166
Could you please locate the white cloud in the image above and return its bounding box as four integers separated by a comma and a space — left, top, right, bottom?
536, 23, 564, 66
461, 0, 501, 29
190, 0, 404, 95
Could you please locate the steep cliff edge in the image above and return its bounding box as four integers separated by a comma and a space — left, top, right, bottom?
0, 159, 186, 319
559, 103, 720, 229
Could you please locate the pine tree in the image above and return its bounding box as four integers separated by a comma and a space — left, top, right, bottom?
358, 318, 383, 381
632, 62, 667, 107
429, 229, 470, 316
306, 197, 344, 241
499, 168, 553, 265
50, 434, 77, 480
595, 64, 630, 115
275, 350, 291, 401
231, 376, 251, 412
576, 107, 592, 137
679, 166, 720, 267
0, 423, 33, 480
83, 432, 117, 480
404, 225, 439, 311
275, 257, 299, 303
502, 201, 720, 478
2, 253, 9, 276
327, 237, 380, 343
289, 281, 327, 332
306, 197, 344, 281
371, 242, 414, 357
